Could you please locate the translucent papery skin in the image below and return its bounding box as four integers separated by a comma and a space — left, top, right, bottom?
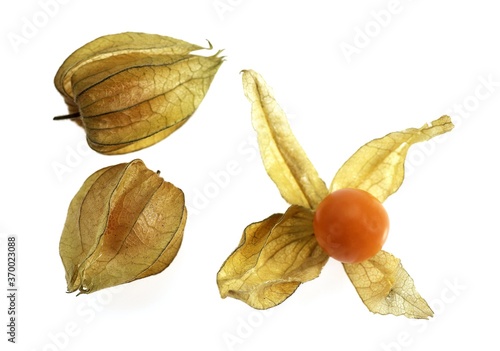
54, 32, 224, 154
59, 159, 186, 294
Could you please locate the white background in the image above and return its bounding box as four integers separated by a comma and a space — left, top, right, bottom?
1, 0, 499, 350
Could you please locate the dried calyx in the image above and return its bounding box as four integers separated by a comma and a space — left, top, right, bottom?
59, 159, 187, 294
54, 32, 224, 155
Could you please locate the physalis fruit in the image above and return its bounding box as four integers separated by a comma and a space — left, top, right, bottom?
217, 69, 454, 318
313, 188, 389, 263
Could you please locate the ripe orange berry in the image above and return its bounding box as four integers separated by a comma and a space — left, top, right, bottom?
313, 188, 389, 263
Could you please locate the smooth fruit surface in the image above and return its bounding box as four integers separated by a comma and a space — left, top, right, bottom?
313, 188, 389, 263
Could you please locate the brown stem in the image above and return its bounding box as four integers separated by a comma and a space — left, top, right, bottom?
53, 112, 81, 121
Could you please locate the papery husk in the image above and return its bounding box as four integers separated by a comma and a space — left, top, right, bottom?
54, 32, 223, 154
59, 159, 186, 294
